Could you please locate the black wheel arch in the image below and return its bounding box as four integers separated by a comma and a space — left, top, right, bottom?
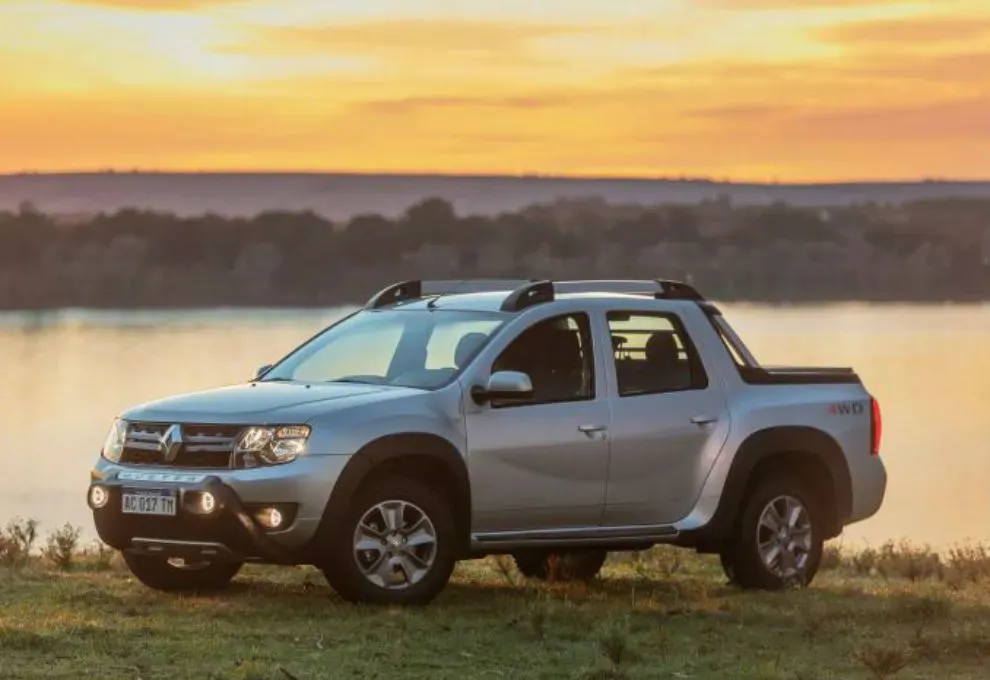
677, 425, 852, 550
314, 432, 472, 557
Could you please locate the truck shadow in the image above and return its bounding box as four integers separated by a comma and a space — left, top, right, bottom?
221, 566, 989, 633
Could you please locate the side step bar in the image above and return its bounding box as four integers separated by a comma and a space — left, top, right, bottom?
471, 524, 678, 551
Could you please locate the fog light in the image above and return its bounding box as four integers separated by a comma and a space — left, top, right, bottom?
200, 491, 216, 514
89, 485, 109, 509
258, 507, 283, 529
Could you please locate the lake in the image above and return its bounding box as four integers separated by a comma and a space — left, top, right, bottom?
2, 304, 987, 551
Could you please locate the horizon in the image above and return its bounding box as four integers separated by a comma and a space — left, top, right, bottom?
3, 0, 989, 181
4, 169, 990, 186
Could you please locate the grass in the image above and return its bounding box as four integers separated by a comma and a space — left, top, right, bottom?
2, 522, 990, 679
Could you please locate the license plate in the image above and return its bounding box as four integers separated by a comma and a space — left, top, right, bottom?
121, 488, 177, 516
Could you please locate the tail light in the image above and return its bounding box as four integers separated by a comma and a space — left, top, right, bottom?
870, 396, 882, 455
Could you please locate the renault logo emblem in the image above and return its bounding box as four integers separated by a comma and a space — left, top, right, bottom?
158, 424, 183, 462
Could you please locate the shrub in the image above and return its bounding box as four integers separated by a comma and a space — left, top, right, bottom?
946, 544, 990, 584
876, 542, 943, 582
42, 524, 82, 571
855, 643, 909, 679
0, 518, 39, 568
820, 543, 844, 570
850, 541, 944, 581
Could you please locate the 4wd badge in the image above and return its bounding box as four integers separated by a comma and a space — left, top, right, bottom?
828, 402, 864, 415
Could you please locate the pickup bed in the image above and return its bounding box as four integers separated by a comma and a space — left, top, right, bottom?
87, 278, 887, 604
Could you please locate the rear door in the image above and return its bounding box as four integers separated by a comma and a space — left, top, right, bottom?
463, 311, 611, 533
601, 309, 731, 526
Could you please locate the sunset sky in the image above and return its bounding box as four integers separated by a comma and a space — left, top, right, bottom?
2, 0, 989, 181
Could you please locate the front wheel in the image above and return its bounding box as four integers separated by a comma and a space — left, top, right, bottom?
122, 553, 242, 592
320, 477, 457, 606
728, 476, 824, 590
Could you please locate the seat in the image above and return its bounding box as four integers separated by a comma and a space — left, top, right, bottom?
540, 328, 588, 401
644, 331, 692, 391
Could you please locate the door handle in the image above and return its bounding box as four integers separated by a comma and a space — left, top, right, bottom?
578, 424, 608, 439
690, 415, 718, 426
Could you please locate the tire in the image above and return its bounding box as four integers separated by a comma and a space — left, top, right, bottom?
122, 552, 242, 592
512, 549, 607, 582
729, 475, 824, 590
319, 476, 457, 606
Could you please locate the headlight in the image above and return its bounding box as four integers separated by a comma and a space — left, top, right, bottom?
101, 418, 128, 463
235, 425, 311, 465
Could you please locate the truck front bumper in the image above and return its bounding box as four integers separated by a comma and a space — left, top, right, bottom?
87, 456, 347, 564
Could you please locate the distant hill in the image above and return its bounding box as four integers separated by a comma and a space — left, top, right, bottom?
3, 172, 990, 221
2, 191, 988, 308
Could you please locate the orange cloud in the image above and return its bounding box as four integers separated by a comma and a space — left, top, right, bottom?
695, 0, 915, 8
353, 94, 576, 117
817, 16, 990, 44
238, 19, 584, 67
848, 50, 990, 83
690, 97, 990, 139
57, 0, 241, 9
2, 0, 989, 180
628, 46, 990, 94
800, 98, 990, 140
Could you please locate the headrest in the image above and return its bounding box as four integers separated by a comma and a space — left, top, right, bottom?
645, 331, 680, 364
454, 332, 488, 368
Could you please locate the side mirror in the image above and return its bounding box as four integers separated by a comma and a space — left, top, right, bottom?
255, 364, 273, 380
471, 370, 533, 405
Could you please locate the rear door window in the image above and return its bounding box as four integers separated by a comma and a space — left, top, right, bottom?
606, 312, 708, 396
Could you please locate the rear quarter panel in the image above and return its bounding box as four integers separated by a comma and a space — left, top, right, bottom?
674, 307, 886, 531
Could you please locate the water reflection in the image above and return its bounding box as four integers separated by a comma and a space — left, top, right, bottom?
1, 304, 987, 549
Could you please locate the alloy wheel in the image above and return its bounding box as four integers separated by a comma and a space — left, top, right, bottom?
352, 499, 438, 589
756, 495, 813, 579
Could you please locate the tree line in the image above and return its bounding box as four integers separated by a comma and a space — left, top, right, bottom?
1, 195, 988, 308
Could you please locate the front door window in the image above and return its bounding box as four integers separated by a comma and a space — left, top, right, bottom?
491, 313, 595, 406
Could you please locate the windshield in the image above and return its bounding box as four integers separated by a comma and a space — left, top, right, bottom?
262, 308, 508, 389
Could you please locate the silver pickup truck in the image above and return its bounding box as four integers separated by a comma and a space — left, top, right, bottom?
87, 279, 886, 605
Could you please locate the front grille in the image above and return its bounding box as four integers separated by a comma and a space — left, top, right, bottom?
119, 422, 243, 469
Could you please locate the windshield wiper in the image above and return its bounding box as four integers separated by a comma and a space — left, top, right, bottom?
258, 376, 295, 382
326, 376, 389, 386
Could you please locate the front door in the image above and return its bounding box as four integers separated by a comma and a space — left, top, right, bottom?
601, 310, 730, 526
464, 311, 611, 533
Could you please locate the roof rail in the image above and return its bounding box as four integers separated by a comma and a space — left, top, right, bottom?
365, 278, 534, 309
365, 280, 422, 308
655, 279, 704, 301
365, 277, 705, 310
500, 280, 554, 312
553, 279, 705, 301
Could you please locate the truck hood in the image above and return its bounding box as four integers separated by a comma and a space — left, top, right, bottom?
121, 381, 422, 424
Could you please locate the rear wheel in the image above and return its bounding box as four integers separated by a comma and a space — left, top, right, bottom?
122, 553, 242, 592
320, 477, 457, 606
728, 476, 824, 590
512, 549, 607, 582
